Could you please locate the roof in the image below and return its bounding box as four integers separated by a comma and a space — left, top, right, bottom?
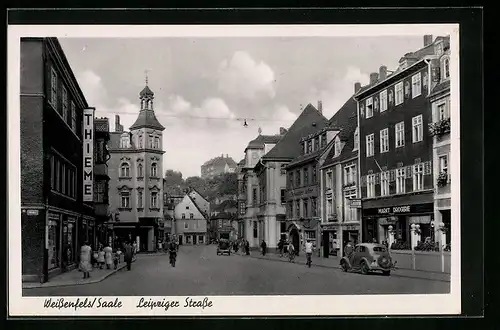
212, 199, 238, 212
202, 156, 238, 168
262, 103, 328, 161
140, 85, 154, 97
187, 194, 209, 220
429, 79, 450, 98
245, 134, 282, 150
130, 109, 165, 131
238, 159, 245, 166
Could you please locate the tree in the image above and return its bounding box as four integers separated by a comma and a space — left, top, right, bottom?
165, 170, 183, 185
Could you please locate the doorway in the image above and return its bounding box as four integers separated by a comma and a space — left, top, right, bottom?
322, 231, 329, 258
289, 228, 300, 256
178, 235, 183, 245
193, 235, 197, 245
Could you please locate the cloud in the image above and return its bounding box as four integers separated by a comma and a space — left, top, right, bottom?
218, 51, 276, 100
308, 66, 370, 119
272, 104, 297, 122
77, 70, 108, 105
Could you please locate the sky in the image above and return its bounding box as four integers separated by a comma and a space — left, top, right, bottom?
59, 36, 427, 178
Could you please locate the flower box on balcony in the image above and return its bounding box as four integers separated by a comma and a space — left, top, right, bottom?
429, 118, 451, 137
343, 182, 356, 189
437, 172, 449, 187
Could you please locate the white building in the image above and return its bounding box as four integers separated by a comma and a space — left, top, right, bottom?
174, 194, 209, 245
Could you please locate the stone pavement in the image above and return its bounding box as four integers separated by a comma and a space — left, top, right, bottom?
248, 252, 451, 282
22, 256, 138, 289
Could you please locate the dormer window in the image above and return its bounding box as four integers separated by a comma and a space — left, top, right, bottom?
435, 42, 444, 56
334, 138, 341, 157
321, 133, 327, 148
307, 140, 313, 154
442, 57, 450, 80
120, 134, 130, 148
365, 97, 373, 118
314, 136, 319, 150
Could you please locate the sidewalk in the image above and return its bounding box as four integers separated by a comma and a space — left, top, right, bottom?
248, 252, 451, 282
22, 257, 137, 290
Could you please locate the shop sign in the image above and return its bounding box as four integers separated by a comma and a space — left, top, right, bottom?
377, 206, 411, 214
344, 225, 359, 231
83, 108, 95, 202
349, 199, 362, 209
26, 209, 39, 216
364, 203, 434, 217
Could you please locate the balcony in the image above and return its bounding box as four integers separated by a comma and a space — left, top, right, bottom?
429, 118, 450, 137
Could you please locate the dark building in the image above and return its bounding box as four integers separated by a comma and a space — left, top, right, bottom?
20, 37, 109, 283
355, 35, 449, 248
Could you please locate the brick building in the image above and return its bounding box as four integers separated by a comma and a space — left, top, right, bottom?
355, 35, 449, 248
20, 37, 108, 283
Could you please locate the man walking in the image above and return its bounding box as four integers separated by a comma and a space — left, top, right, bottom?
124, 241, 134, 271
304, 240, 314, 267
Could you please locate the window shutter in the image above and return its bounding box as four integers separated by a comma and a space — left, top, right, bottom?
361, 176, 367, 187
375, 173, 380, 184
389, 169, 395, 182
424, 161, 432, 175
406, 166, 413, 178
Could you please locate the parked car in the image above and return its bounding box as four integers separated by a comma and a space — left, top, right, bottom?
340, 243, 395, 276
216, 239, 231, 256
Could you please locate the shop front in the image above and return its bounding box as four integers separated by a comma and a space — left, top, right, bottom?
321, 222, 340, 258
362, 199, 434, 249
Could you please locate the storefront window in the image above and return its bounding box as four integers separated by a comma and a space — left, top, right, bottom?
47, 214, 60, 270
186, 235, 192, 244
198, 235, 204, 244
63, 217, 77, 266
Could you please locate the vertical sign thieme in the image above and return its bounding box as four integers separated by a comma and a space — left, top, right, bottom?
83, 108, 95, 202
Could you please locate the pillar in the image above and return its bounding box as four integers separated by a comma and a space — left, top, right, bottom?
339, 228, 344, 257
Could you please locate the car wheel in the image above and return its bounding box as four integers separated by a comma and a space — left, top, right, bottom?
361, 261, 369, 275
383, 270, 391, 276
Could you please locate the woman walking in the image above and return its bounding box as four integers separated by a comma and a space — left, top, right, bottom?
103, 244, 113, 270
97, 244, 105, 269
80, 241, 92, 279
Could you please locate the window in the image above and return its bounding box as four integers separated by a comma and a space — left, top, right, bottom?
411, 163, 424, 191
327, 198, 333, 217
153, 136, 160, 149
295, 200, 300, 218
314, 137, 319, 150
120, 136, 130, 149
312, 166, 317, 183
395, 122, 405, 148
120, 163, 130, 177
436, 43, 444, 56
198, 236, 204, 244
412, 115, 423, 143
379, 90, 388, 112
307, 140, 312, 153
303, 199, 308, 218
380, 128, 389, 153
439, 155, 448, 173
344, 164, 356, 185
311, 198, 317, 217
149, 135, 154, 148
70, 102, 77, 134
395, 82, 404, 105
437, 103, 449, 121
443, 57, 450, 79
151, 163, 158, 177
344, 189, 357, 221
137, 164, 143, 177
252, 188, 257, 204
365, 97, 373, 118
326, 172, 333, 189
288, 172, 294, 188
184, 222, 188, 229
366, 134, 374, 157
253, 221, 258, 238
239, 201, 246, 215
190, 213, 194, 219
280, 189, 286, 204
367, 174, 376, 198
353, 127, 359, 150
321, 133, 327, 148
120, 191, 130, 208
396, 168, 406, 194
50, 68, 58, 110
61, 164, 66, 195
138, 136, 143, 149
95, 180, 106, 203
150, 191, 158, 208
380, 171, 390, 196
411, 72, 422, 98
137, 191, 143, 208
182, 213, 186, 219
303, 167, 309, 185
62, 86, 68, 122
296, 170, 301, 186
334, 138, 341, 156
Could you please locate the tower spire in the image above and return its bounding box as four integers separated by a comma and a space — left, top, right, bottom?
144, 69, 149, 86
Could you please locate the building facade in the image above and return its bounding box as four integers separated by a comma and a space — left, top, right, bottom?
319, 93, 359, 258
174, 194, 208, 245
429, 37, 451, 250
355, 35, 449, 249
20, 37, 104, 282
201, 154, 238, 179
236, 159, 246, 239
107, 83, 165, 252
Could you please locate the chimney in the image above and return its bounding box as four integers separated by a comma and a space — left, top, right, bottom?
317, 100, 323, 114
369, 72, 379, 85
424, 35, 433, 47
115, 115, 122, 133
354, 82, 361, 93
279, 127, 288, 135
379, 66, 387, 81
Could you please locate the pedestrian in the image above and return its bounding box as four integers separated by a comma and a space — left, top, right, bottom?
234, 239, 239, 253
92, 248, 98, 268
278, 239, 284, 257
304, 240, 314, 267
79, 241, 92, 279
245, 240, 250, 255
287, 241, 295, 262
124, 241, 134, 271
97, 245, 105, 269
261, 240, 267, 256
344, 240, 354, 260
113, 249, 119, 270
104, 244, 113, 270
132, 241, 138, 260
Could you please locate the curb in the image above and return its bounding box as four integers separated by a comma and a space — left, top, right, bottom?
22, 260, 136, 290
249, 255, 450, 283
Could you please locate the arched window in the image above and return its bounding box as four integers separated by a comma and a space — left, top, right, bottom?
120, 163, 130, 177
137, 164, 143, 177
151, 163, 157, 177
138, 135, 143, 149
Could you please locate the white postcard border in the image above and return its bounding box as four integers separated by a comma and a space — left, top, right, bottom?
8, 23, 461, 316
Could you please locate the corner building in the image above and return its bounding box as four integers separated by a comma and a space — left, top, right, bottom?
355, 35, 449, 248
108, 83, 165, 252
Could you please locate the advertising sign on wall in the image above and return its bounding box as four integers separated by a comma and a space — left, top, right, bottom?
83, 108, 95, 202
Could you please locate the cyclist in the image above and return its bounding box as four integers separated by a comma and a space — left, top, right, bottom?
168, 238, 178, 267
287, 241, 295, 262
